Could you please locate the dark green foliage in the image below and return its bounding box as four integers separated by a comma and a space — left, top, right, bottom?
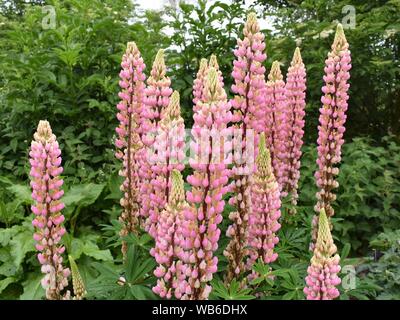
165, 0, 248, 126
362, 230, 400, 300
257, 0, 400, 141
298, 136, 400, 254
0, 0, 169, 181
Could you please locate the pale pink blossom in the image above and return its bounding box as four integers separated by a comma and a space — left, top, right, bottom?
225, 12, 267, 282
30, 120, 70, 300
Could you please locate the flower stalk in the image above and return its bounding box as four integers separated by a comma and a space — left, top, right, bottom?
247, 133, 281, 268
184, 66, 231, 299
115, 42, 146, 255
225, 12, 267, 283
265, 61, 288, 195
151, 170, 189, 299
148, 91, 185, 238
284, 48, 307, 209
304, 208, 341, 300
141, 50, 173, 222
312, 24, 352, 245
30, 120, 70, 300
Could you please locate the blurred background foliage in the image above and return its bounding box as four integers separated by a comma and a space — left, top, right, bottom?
0, 0, 399, 299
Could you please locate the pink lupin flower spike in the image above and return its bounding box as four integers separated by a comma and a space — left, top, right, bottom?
183, 66, 232, 300
247, 133, 281, 270
140, 50, 173, 223
284, 48, 307, 210
29, 120, 70, 300
147, 91, 185, 238
115, 42, 146, 256
304, 209, 341, 300
264, 61, 289, 196
193, 58, 208, 107
151, 170, 189, 299
312, 24, 352, 247
225, 12, 267, 283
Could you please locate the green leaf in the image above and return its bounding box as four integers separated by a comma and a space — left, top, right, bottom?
54, 47, 81, 67
131, 258, 156, 283
92, 262, 119, 280
125, 244, 139, 283
105, 173, 123, 200
20, 273, 45, 300
282, 291, 297, 300
130, 285, 147, 300
10, 226, 35, 268
7, 184, 32, 205
341, 243, 351, 260
0, 277, 15, 294
81, 241, 113, 261
63, 183, 105, 208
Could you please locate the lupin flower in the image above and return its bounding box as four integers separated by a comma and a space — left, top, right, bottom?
143, 49, 173, 141
247, 133, 281, 268
147, 91, 185, 238
304, 209, 341, 300
193, 55, 224, 113
140, 50, 173, 222
115, 42, 146, 255
312, 24, 351, 244
68, 255, 87, 300
264, 61, 289, 196
184, 66, 232, 300
193, 58, 208, 107
151, 170, 189, 299
208, 54, 225, 89
29, 120, 70, 300
284, 48, 307, 208
225, 12, 267, 282
230, 12, 267, 133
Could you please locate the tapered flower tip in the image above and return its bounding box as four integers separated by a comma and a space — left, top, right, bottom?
292, 47, 303, 65
333, 23, 348, 51
256, 132, 273, 177
206, 67, 220, 98
208, 67, 218, 89
245, 12, 260, 34
316, 208, 337, 256
199, 58, 208, 73
126, 41, 139, 55
34, 120, 55, 143
68, 255, 86, 299
209, 54, 219, 70
151, 49, 166, 79
166, 91, 181, 119
268, 61, 283, 81
170, 169, 185, 205
259, 132, 267, 153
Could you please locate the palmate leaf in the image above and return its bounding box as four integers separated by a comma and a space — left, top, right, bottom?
130, 258, 156, 284
91, 262, 120, 280
211, 279, 255, 300
130, 285, 158, 300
